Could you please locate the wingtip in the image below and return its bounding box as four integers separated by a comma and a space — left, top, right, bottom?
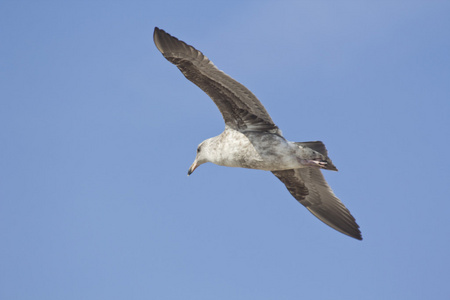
153, 27, 167, 54
347, 227, 363, 240
342, 223, 362, 240
153, 27, 181, 55
154, 26, 163, 36
353, 232, 363, 241
153, 27, 162, 43
335, 226, 362, 240
337, 228, 362, 240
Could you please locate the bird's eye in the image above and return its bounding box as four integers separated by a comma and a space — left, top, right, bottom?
197, 147, 201, 153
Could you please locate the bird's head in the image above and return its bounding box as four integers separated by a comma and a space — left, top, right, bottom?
187, 140, 210, 176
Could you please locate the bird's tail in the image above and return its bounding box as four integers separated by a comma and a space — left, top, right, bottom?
295, 141, 338, 171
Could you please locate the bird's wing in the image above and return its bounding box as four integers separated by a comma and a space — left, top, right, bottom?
272, 168, 362, 240
153, 27, 279, 133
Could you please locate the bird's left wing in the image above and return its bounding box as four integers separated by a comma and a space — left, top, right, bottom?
153, 27, 280, 134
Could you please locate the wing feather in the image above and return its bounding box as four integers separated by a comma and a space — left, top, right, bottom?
272, 168, 362, 240
153, 27, 279, 133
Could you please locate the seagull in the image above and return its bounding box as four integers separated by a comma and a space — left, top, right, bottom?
153, 27, 362, 240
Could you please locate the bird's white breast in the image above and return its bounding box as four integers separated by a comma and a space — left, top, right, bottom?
207, 128, 302, 171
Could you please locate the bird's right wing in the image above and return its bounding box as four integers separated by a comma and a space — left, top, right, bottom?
153, 27, 280, 134
272, 168, 362, 240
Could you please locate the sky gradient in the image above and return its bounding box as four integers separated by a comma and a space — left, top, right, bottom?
1, 1, 450, 299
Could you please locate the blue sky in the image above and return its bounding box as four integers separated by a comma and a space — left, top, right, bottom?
1, 1, 450, 299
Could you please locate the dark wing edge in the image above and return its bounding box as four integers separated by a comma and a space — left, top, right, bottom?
153, 27, 279, 133
272, 168, 362, 240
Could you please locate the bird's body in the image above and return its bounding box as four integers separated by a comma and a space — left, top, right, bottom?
153, 27, 362, 240
198, 128, 333, 171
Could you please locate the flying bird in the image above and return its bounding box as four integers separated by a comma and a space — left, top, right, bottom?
153, 27, 362, 240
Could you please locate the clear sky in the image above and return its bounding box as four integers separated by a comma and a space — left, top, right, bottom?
1, 1, 450, 299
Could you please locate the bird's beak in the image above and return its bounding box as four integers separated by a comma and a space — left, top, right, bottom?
187, 160, 198, 176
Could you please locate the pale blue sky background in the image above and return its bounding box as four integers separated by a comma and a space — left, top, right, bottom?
1, 1, 450, 299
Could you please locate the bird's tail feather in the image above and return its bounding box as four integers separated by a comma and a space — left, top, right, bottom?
295, 141, 338, 171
